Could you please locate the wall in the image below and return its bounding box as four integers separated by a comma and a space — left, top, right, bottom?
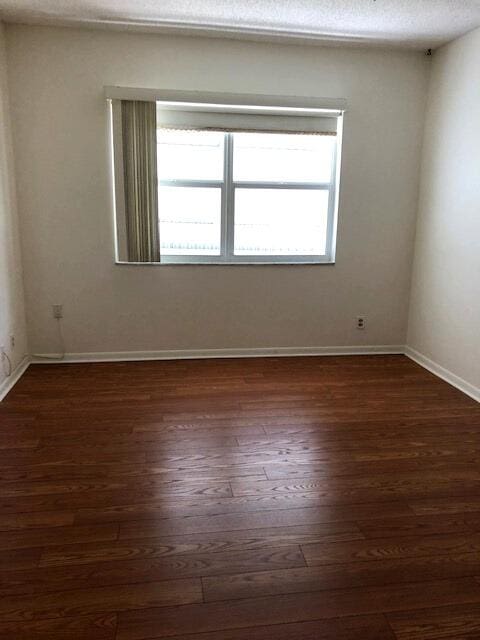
6, 25, 429, 356
407, 27, 480, 397
0, 22, 28, 395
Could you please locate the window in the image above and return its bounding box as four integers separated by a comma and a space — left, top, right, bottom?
110, 92, 343, 264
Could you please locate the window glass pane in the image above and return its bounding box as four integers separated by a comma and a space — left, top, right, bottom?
233, 133, 335, 183
159, 186, 221, 255
234, 189, 329, 256
157, 130, 224, 181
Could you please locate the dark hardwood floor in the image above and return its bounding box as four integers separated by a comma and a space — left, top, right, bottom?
1, 355, 480, 639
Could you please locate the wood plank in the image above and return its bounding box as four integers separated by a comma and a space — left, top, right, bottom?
0, 523, 118, 551
0, 613, 117, 639
0, 511, 74, 532
3, 546, 305, 596
0, 548, 41, 572
0, 436, 39, 450
76, 496, 412, 525
0, 477, 233, 499
39, 432, 241, 450
133, 424, 267, 435
0, 449, 148, 466
264, 457, 480, 480
388, 603, 480, 639
40, 524, 360, 567
302, 533, 480, 566
142, 444, 480, 467
0, 482, 233, 514
230, 471, 480, 499
144, 615, 395, 640
116, 506, 377, 538
203, 552, 480, 602
0, 578, 202, 622
235, 433, 480, 450
262, 415, 480, 436
410, 497, 480, 515
0, 462, 266, 483
357, 514, 472, 539
116, 578, 480, 639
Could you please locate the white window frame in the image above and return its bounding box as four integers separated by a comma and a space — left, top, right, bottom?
107, 87, 345, 266
159, 130, 341, 264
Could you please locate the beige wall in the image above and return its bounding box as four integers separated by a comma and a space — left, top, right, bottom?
0, 23, 28, 391
407, 27, 480, 394
6, 25, 429, 356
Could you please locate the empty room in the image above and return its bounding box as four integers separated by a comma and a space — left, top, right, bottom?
0, 1, 480, 638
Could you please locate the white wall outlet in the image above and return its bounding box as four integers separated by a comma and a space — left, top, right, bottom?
9, 335, 15, 349
52, 304, 63, 319
356, 316, 366, 330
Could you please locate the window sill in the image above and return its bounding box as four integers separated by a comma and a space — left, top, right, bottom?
115, 260, 336, 266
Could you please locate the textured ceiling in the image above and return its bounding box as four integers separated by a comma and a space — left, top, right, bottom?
0, 0, 479, 49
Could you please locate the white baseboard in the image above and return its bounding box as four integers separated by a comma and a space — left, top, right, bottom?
405, 346, 480, 404
30, 344, 404, 364
0, 355, 30, 402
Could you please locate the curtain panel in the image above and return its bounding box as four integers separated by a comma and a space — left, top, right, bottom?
121, 100, 160, 262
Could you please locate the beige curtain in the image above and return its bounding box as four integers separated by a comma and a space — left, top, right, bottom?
121, 100, 160, 262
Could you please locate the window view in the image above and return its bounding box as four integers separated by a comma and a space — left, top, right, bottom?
158, 186, 222, 256
157, 131, 224, 256
156, 128, 339, 263
234, 188, 329, 256
233, 133, 334, 183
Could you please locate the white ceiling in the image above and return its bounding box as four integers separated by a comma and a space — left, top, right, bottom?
0, 0, 479, 50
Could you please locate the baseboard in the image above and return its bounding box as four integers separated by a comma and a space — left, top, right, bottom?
405, 346, 480, 404
0, 355, 30, 402
31, 344, 404, 364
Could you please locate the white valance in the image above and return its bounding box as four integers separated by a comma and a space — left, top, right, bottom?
106, 86, 345, 136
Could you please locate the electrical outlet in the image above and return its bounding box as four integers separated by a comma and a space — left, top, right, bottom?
9, 335, 15, 349
52, 304, 63, 319
356, 316, 366, 330
0, 345, 12, 377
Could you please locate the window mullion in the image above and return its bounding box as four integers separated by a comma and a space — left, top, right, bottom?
224, 133, 235, 260
158, 179, 223, 188
229, 181, 332, 190
219, 133, 228, 259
